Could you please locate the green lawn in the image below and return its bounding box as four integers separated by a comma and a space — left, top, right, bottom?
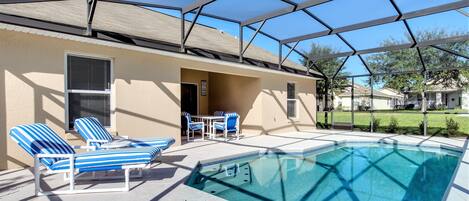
317, 110, 469, 136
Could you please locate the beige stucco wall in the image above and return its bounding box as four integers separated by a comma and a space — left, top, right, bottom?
0, 27, 316, 169
209, 73, 263, 134
181, 69, 209, 115
260, 74, 317, 134
0, 29, 181, 169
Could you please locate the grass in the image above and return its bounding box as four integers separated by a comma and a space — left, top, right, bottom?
317, 110, 469, 137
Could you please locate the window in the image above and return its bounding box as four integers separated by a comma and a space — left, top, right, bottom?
287, 82, 297, 119
66, 55, 111, 129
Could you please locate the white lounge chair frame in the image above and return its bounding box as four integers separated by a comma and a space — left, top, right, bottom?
32, 147, 152, 196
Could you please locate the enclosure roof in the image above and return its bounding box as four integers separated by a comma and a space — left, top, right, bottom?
0, 0, 318, 76
0, 0, 468, 78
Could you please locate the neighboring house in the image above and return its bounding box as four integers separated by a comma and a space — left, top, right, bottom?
333, 84, 404, 111
406, 86, 468, 110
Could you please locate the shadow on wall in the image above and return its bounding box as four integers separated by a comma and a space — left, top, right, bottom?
2, 67, 182, 168
2, 70, 67, 169
263, 89, 300, 132
299, 96, 316, 125
115, 107, 180, 129
263, 88, 316, 132
208, 72, 316, 134
208, 73, 259, 131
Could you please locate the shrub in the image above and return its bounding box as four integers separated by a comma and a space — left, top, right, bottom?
386, 117, 399, 133
370, 118, 380, 132
446, 118, 459, 136
436, 104, 446, 111
405, 104, 415, 110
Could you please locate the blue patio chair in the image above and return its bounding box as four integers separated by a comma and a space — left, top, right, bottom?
182, 112, 205, 141
9, 123, 160, 195
212, 112, 240, 141
74, 117, 175, 150
213, 111, 225, 116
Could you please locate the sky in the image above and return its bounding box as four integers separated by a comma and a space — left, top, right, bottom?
144, 0, 468, 85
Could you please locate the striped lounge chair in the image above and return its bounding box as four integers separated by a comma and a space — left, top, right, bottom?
9, 123, 160, 195
213, 112, 240, 141
74, 117, 175, 150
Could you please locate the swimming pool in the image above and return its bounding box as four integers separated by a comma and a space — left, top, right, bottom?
186, 143, 461, 201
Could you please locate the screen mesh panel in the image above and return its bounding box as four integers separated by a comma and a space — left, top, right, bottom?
306, 0, 398, 28
420, 46, 468, 70
393, 0, 460, 13
362, 48, 423, 74
293, 35, 353, 56
202, 0, 292, 22
338, 56, 371, 76
125, 0, 196, 8
250, 10, 327, 40
340, 22, 412, 51
407, 10, 469, 42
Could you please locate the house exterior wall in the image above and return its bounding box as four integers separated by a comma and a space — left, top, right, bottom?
334, 96, 392, 111
446, 91, 461, 109
409, 91, 463, 109
178, 60, 316, 135
209, 73, 263, 134
463, 90, 469, 110
260, 74, 316, 134
0, 28, 316, 169
373, 97, 392, 110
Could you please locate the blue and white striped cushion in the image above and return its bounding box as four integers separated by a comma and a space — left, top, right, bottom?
75, 117, 175, 150
74, 117, 113, 146
9, 124, 75, 168
50, 147, 160, 172
214, 123, 225, 130
128, 137, 175, 150
189, 123, 203, 131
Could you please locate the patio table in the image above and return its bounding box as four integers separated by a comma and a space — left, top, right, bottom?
192, 115, 224, 140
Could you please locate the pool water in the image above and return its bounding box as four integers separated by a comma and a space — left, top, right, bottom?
186, 143, 461, 201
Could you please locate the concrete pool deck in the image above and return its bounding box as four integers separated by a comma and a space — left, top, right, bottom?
0, 130, 468, 201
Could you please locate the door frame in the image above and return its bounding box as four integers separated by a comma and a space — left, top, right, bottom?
181, 82, 199, 115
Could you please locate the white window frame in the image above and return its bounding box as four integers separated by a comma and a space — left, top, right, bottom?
287, 82, 299, 120
64, 52, 115, 131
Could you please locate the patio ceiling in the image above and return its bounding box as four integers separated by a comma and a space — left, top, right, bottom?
1, 0, 468, 78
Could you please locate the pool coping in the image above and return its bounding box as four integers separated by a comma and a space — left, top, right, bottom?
186, 137, 468, 201
196, 138, 463, 166
442, 136, 469, 201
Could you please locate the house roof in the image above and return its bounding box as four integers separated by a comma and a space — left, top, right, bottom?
0, 0, 321, 77
337, 83, 399, 98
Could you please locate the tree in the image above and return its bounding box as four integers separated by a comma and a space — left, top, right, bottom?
300, 43, 350, 96
366, 30, 469, 93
